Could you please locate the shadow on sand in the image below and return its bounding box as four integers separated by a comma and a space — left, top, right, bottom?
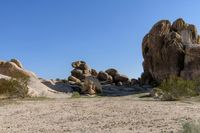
99, 85, 152, 97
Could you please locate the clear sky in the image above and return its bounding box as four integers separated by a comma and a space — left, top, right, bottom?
0, 0, 200, 79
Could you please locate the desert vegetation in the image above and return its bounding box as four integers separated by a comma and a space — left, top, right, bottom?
182, 120, 200, 133
0, 73, 29, 98
155, 76, 200, 101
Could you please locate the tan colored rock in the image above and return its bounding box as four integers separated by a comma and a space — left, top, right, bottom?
0, 61, 37, 78
97, 71, 109, 81
71, 69, 84, 80
180, 44, 200, 79
10, 59, 23, 68
114, 74, 129, 83
172, 18, 187, 32
68, 76, 81, 83
91, 69, 98, 77
71, 61, 90, 70
105, 68, 118, 77
81, 76, 102, 95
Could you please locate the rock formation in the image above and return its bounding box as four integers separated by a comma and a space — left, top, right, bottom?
81, 76, 102, 95
68, 61, 132, 94
68, 61, 102, 95
142, 18, 200, 84
0, 59, 69, 98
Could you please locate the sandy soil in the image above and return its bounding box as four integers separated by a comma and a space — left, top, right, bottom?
0, 95, 200, 133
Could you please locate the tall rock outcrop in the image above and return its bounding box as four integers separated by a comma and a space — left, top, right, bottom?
142, 18, 200, 84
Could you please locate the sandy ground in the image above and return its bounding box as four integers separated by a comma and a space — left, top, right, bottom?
0, 94, 200, 133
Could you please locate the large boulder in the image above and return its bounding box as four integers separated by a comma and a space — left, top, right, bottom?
97, 71, 109, 81
142, 18, 200, 83
180, 44, 200, 79
81, 76, 102, 95
0, 59, 70, 98
91, 69, 98, 77
10, 59, 23, 68
0, 61, 37, 78
114, 74, 129, 83
71, 69, 85, 80
105, 68, 118, 77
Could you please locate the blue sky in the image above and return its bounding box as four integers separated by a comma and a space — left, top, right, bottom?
0, 0, 200, 79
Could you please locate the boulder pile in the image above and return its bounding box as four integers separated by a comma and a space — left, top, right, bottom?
142, 18, 200, 84
68, 61, 102, 95
68, 61, 131, 86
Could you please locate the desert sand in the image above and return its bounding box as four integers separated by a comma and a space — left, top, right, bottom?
0, 93, 200, 133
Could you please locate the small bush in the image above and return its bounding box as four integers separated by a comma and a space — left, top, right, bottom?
0, 73, 29, 98
158, 76, 199, 101
182, 121, 200, 133
71, 91, 81, 98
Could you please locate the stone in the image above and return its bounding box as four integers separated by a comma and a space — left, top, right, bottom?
0, 61, 37, 78
141, 18, 200, 83
117, 81, 123, 86
68, 76, 81, 84
180, 44, 200, 79
131, 78, 139, 85
114, 74, 129, 82
10, 59, 23, 68
71, 61, 90, 71
71, 69, 84, 80
81, 76, 102, 95
91, 69, 98, 77
105, 68, 118, 77
97, 71, 109, 81
72, 61, 86, 69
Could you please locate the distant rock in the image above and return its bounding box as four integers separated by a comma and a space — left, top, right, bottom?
105, 68, 118, 77
97, 71, 109, 81
91, 69, 98, 77
115, 74, 129, 83
81, 76, 102, 95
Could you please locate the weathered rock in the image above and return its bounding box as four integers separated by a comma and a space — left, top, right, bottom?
105, 68, 118, 77
81, 76, 102, 95
71, 61, 90, 71
71, 69, 84, 80
114, 74, 129, 82
107, 75, 113, 83
91, 69, 98, 77
117, 81, 123, 86
142, 18, 200, 83
97, 71, 109, 81
72, 61, 86, 68
172, 18, 187, 32
180, 44, 200, 79
68, 76, 81, 84
10, 59, 23, 68
131, 78, 139, 85
42, 79, 73, 93
0, 61, 37, 78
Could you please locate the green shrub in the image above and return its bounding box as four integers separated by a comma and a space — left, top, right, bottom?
0, 74, 29, 98
182, 121, 200, 133
71, 91, 81, 98
158, 76, 199, 101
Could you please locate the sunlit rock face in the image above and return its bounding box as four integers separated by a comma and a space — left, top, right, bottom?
142, 18, 200, 84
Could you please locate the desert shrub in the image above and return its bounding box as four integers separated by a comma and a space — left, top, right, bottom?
0, 74, 29, 98
182, 121, 200, 133
71, 91, 81, 98
158, 76, 199, 101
